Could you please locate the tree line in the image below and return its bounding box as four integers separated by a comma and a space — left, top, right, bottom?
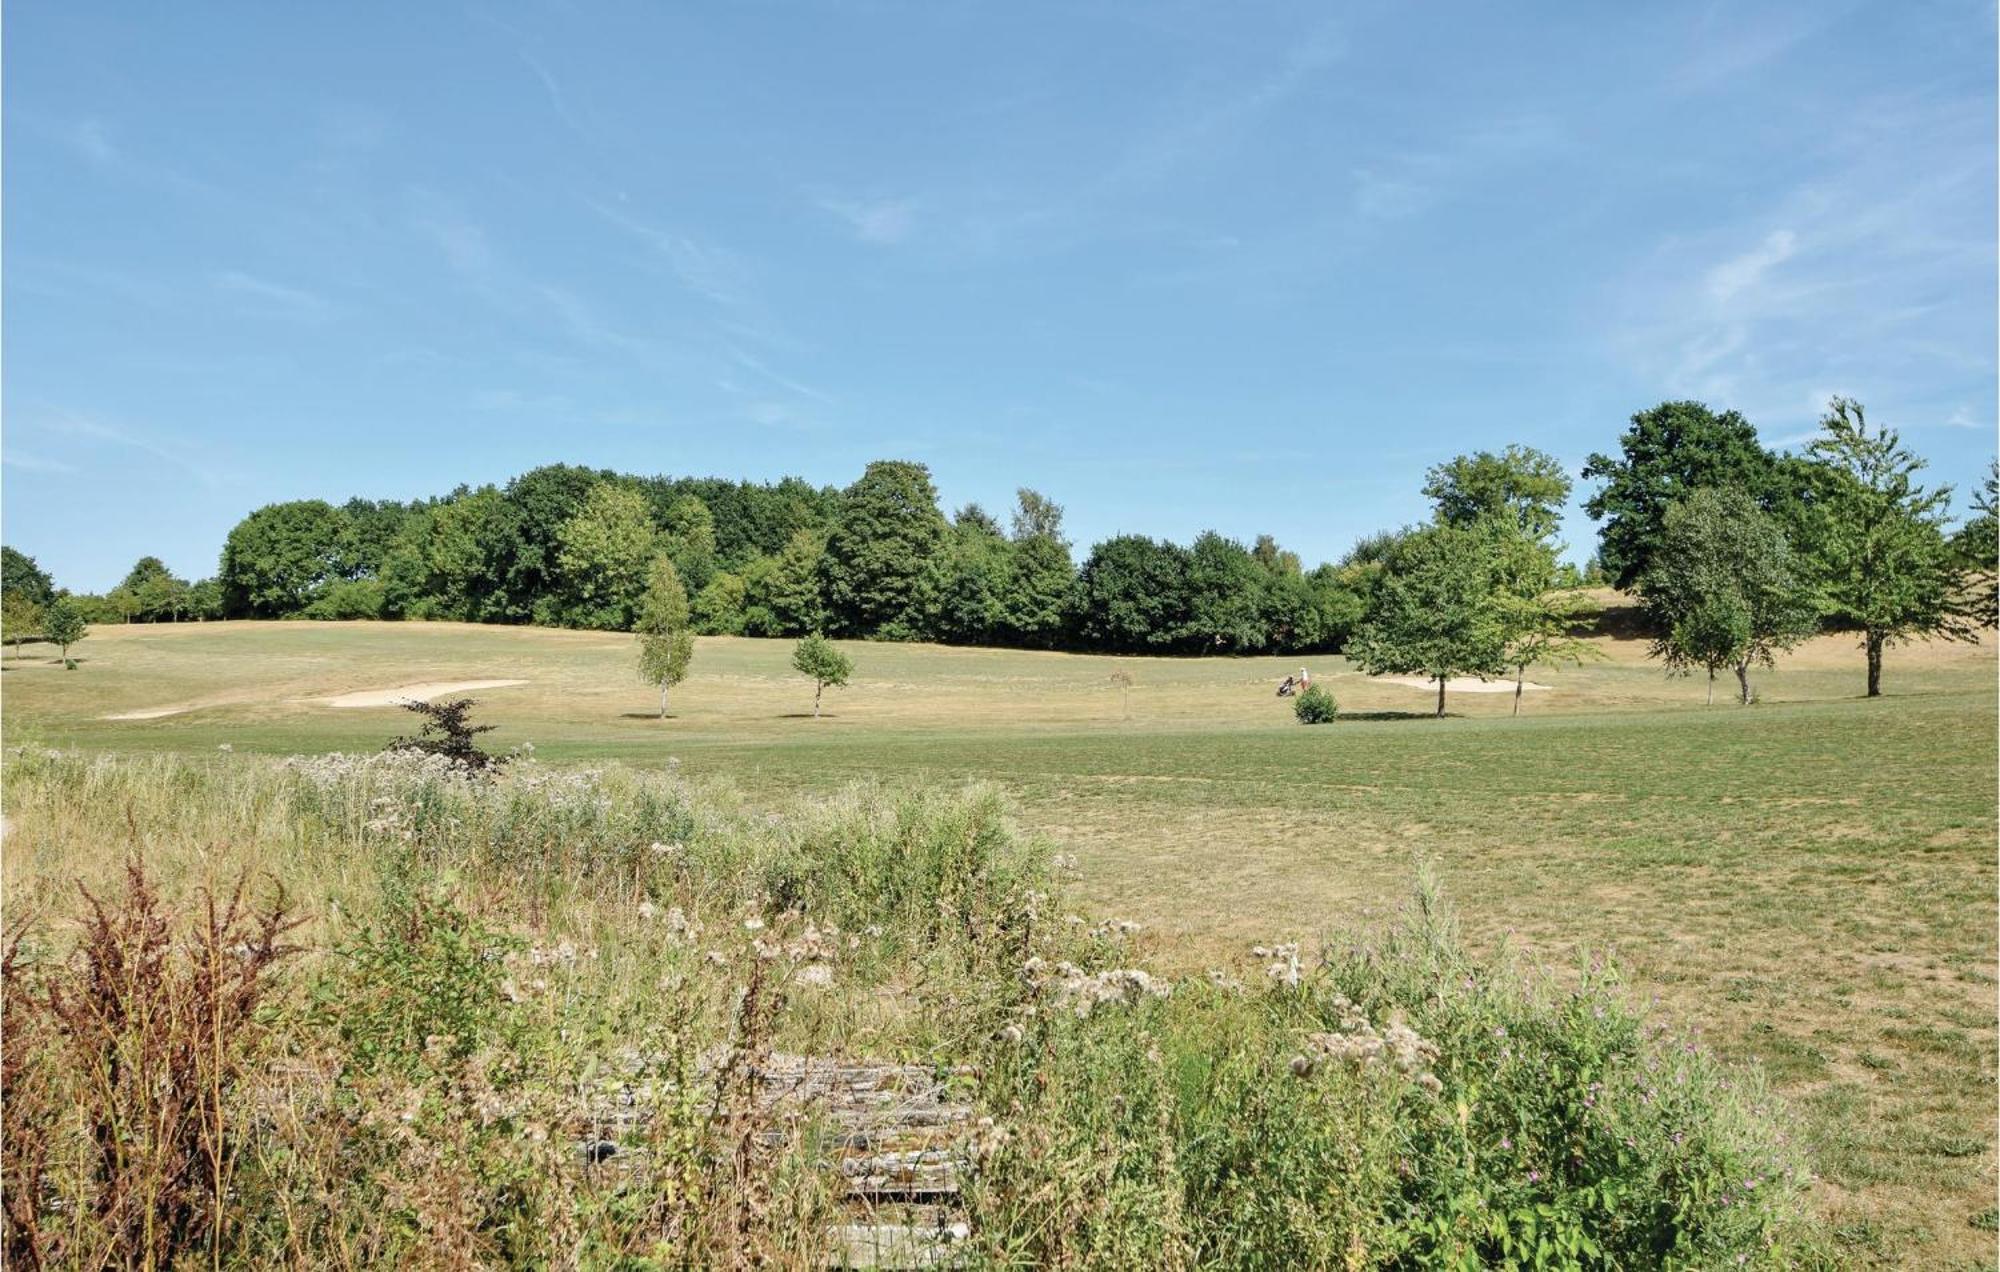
4, 397, 1992, 701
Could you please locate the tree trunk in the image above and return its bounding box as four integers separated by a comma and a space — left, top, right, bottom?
1513, 667, 1524, 717
1735, 660, 1752, 706
1865, 630, 1884, 697
659, 683, 668, 719
813, 681, 823, 718
1705, 668, 1715, 706
1435, 675, 1447, 718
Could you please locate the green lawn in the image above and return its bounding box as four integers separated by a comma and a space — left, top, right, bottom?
4, 617, 1996, 1265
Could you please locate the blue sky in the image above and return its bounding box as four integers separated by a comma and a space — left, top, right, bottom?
5, 2, 1994, 591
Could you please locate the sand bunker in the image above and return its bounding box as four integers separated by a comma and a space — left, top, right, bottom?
102, 705, 197, 720
1376, 675, 1549, 694
318, 679, 529, 709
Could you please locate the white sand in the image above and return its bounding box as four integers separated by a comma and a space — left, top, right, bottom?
102, 705, 196, 720
318, 679, 530, 709
1376, 675, 1550, 694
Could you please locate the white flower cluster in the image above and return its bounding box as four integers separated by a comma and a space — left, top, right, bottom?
1289, 995, 1443, 1095
1253, 942, 1303, 988
1022, 955, 1172, 1017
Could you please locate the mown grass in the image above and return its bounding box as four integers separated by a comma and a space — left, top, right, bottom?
3, 616, 1995, 1266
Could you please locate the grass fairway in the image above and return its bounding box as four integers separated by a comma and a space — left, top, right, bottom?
5, 616, 1996, 1265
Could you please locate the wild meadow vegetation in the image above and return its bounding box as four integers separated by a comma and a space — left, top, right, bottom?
2, 393, 1993, 1267
2, 744, 1829, 1267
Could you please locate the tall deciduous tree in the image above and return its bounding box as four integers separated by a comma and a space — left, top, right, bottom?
2, 547, 56, 608
1804, 399, 1979, 697
1639, 487, 1818, 705
792, 633, 852, 718
661, 496, 719, 594
1582, 401, 1801, 590
1348, 523, 1512, 717
1496, 586, 1602, 715
1001, 489, 1078, 648
554, 483, 659, 630
219, 500, 352, 617
635, 557, 695, 718
819, 461, 947, 635
1424, 445, 1572, 541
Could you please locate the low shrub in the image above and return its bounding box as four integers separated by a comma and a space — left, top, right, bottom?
1294, 682, 1338, 723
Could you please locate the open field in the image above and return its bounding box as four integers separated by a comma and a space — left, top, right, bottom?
4, 615, 1996, 1265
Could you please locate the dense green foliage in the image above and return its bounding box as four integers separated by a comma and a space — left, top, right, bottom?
1640, 487, 1819, 705
1803, 400, 1982, 696
1582, 402, 1810, 590
2, 546, 56, 607
1293, 682, 1338, 723
16, 394, 1982, 676
1348, 523, 1514, 715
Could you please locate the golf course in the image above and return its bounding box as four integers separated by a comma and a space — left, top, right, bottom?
5, 610, 1994, 1264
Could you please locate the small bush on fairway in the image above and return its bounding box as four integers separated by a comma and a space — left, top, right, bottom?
0, 749, 1826, 1266
1293, 682, 1338, 723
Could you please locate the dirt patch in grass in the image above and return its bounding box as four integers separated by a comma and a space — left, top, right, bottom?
1374, 675, 1550, 693
315, 679, 531, 708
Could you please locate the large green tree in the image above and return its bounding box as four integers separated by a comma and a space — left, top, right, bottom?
1582, 401, 1801, 590
742, 529, 826, 636
219, 500, 352, 617
1077, 535, 1191, 653
2, 547, 56, 607
1424, 445, 1572, 541
1180, 532, 1267, 652
554, 484, 660, 630
1348, 523, 1512, 717
1000, 489, 1078, 648
819, 461, 947, 635
1639, 487, 1818, 705
661, 496, 720, 594
1803, 399, 1980, 696
635, 557, 696, 717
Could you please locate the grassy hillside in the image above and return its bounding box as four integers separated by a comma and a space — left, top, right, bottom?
4, 616, 1995, 1264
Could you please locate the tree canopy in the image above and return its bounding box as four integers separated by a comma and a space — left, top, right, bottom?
1640, 486, 1818, 705
1803, 399, 1980, 696
1582, 401, 1802, 590
1348, 523, 1513, 716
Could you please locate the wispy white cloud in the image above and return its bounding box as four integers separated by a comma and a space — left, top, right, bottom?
584, 197, 753, 309
2, 452, 80, 475
1704, 230, 1797, 304
27, 412, 239, 488
818, 195, 917, 246
213, 270, 333, 319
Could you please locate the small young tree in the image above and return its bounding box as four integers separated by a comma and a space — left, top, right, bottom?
635, 557, 696, 718
385, 698, 506, 771
1348, 523, 1511, 717
1640, 487, 1818, 705
43, 598, 87, 668
1804, 399, 1979, 696
1496, 587, 1603, 715
792, 633, 852, 718
1108, 668, 1134, 719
